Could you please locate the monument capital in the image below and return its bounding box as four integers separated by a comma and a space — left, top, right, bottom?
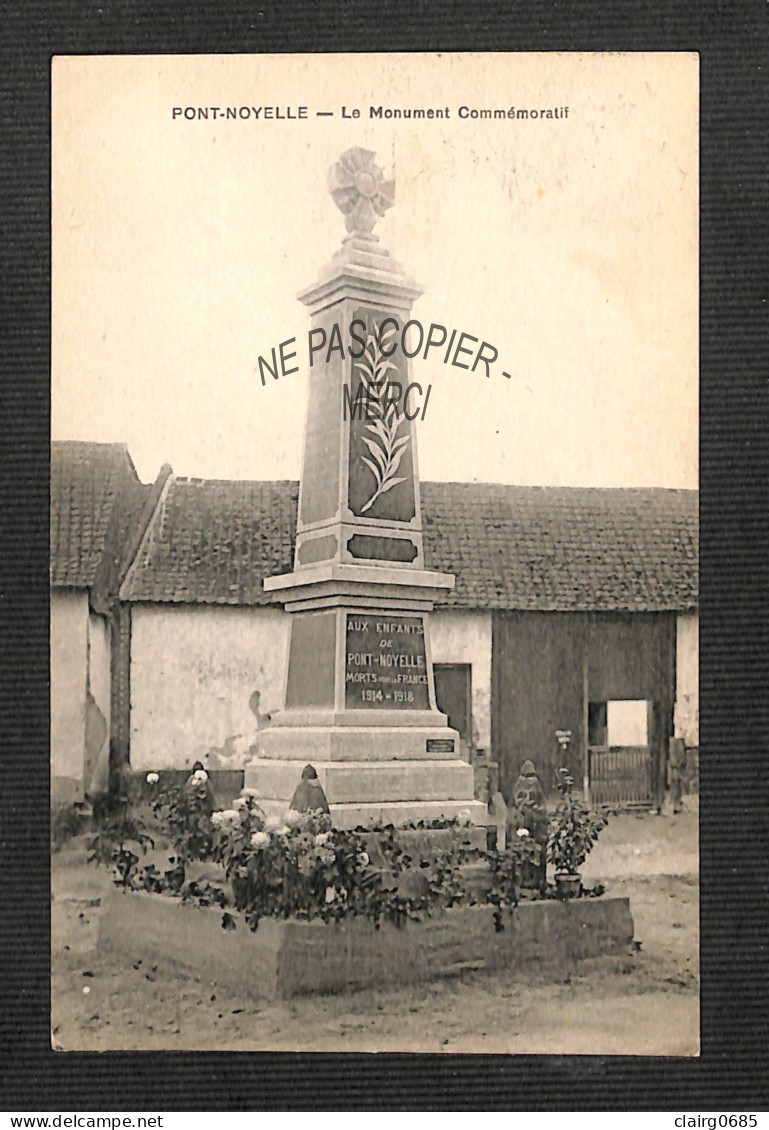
328, 147, 394, 236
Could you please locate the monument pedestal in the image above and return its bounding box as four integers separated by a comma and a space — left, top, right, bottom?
244, 566, 487, 827
244, 148, 487, 830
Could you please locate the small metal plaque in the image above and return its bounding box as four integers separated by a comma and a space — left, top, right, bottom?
426, 738, 455, 753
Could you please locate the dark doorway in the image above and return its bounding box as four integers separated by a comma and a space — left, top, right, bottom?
492, 610, 676, 806
434, 664, 472, 743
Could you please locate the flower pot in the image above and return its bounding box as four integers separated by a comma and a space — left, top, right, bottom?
554, 872, 582, 899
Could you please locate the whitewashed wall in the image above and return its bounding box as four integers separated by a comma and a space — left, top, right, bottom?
430, 610, 492, 750
130, 604, 493, 770
50, 590, 88, 800
130, 604, 290, 770
88, 613, 111, 719
675, 610, 699, 746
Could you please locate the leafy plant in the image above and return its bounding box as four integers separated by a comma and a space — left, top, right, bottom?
547, 768, 608, 875
485, 829, 543, 929
51, 800, 91, 851
209, 808, 497, 932
87, 787, 154, 887
356, 322, 410, 514
181, 879, 230, 908
132, 862, 166, 894
87, 771, 609, 929
148, 777, 216, 867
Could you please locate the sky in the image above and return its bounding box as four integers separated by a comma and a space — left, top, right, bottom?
52, 52, 698, 489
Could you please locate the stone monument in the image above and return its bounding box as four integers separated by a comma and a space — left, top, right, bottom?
245, 147, 487, 829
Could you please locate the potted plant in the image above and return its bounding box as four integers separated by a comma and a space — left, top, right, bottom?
548, 768, 607, 898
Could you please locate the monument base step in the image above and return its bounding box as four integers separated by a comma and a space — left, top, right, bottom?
257, 797, 488, 830
245, 757, 475, 805
255, 724, 462, 762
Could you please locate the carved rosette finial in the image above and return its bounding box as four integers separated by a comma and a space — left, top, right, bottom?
328, 147, 394, 236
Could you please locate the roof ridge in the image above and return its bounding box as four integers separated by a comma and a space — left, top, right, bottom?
166, 475, 696, 495
52, 439, 131, 453
119, 470, 176, 601
115, 464, 173, 592
421, 480, 698, 494
172, 476, 300, 486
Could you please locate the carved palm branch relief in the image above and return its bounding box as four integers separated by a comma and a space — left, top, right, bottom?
355, 322, 411, 514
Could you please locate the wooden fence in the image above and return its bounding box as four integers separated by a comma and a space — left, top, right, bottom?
588, 746, 653, 807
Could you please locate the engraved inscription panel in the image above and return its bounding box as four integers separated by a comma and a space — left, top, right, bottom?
345, 613, 429, 710
346, 533, 418, 563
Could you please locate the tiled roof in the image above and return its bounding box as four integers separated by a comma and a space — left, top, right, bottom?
120, 477, 698, 612
422, 481, 698, 612
50, 442, 151, 595
121, 478, 297, 606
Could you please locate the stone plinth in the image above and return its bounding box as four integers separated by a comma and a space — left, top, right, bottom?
100, 888, 635, 1000
246, 756, 485, 828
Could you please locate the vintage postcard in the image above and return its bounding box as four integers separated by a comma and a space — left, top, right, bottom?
51, 52, 699, 1054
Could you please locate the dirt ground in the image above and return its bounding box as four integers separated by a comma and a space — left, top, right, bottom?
51, 802, 699, 1055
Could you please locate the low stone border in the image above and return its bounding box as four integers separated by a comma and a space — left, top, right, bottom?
99, 888, 634, 999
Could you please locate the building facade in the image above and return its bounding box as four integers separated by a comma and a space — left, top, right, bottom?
50, 442, 167, 803
51, 444, 698, 809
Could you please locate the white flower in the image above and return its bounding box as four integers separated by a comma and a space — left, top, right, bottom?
232, 796, 247, 811
285, 808, 304, 828
250, 831, 270, 849
458, 808, 472, 824
325, 886, 336, 903
193, 769, 208, 782
517, 827, 530, 838
265, 813, 282, 832
145, 772, 159, 785
211, 809, 238, 828
357, 851, 370, 868
242, 788, 259, 799
314, 832, 330, 846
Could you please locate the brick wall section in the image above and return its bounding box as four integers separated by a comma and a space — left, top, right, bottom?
110, 602, 132, 772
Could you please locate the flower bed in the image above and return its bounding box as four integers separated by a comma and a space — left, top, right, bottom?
88, 780, 540, 932
86, 768, 623, 998
87, 768, 623, 999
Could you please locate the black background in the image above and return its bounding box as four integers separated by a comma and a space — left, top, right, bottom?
1, 0, 768, 1111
